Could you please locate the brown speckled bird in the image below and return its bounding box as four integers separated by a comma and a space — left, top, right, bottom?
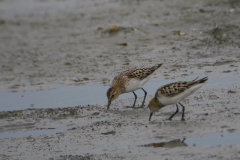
148, 77, 208, 121
106, 64, 162, 110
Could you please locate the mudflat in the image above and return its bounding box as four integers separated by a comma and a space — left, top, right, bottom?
0, 0, 240, 159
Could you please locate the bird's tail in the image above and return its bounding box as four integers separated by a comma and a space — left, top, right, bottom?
157, 63, 162, 69
149, 63, 163, 70
197, 77, 208, 84
188, 76, 208, 87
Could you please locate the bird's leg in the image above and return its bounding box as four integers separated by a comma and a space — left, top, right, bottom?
179, 102, 185, 121
149, 113, 153, 121
132, 91, 137, 108
139, 88, 147, 108
168, 104, 179, 120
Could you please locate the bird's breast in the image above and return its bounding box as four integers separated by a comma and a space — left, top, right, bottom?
124, 77, 150, 93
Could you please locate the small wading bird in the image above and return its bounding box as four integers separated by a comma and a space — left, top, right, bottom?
106, 64, 162, 110
148, 76, 208, 121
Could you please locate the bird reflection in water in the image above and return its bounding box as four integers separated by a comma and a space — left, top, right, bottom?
139, 138, 187, 148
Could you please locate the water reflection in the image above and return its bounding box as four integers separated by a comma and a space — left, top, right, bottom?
139, 138, 187, 148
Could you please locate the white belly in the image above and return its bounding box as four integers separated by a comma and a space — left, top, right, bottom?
159, 95, 185, 106
124, 77, 150, 93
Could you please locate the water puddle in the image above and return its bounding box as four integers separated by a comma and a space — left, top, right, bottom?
140, 132, 240, 148
0, 127, 66, 139
0, 75, 239, 111
185, 132, 240, 147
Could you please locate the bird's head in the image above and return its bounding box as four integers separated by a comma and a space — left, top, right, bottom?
106, 87, 120, 110
148, 97, 164, 121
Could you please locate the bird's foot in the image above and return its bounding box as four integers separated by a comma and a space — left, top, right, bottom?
181, 118, 185, 121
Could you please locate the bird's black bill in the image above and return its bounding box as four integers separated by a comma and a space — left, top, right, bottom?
107, 101, 111, 110
149, 113, 153, 121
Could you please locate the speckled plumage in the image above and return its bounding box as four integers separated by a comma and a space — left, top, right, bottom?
110, 64, 162, 92
148, 77, 208, 121
156, 76, 199, 98
106, 63, 162, 110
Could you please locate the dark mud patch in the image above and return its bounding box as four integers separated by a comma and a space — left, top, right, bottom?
228, 90, 237, 94
0, 105, 103, 120
96, 25, 139, 38
101, 131, 116, 135
56, 154, 125, 160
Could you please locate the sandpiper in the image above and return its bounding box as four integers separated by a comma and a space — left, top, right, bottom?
106, 63, 162, 110
148, 76, 208, 121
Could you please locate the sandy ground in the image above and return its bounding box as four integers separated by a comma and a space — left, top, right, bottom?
0, 0, 240, 159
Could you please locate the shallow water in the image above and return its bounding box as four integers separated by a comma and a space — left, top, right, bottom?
140, 132, 240, 148
0, 75, 239, 112
185, 133, 240, 147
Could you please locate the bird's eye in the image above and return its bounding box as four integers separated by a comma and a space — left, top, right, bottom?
111, 94, 115, 99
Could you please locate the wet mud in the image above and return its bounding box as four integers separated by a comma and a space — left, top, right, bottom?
0, 0, 240, 159
1, 85, 240, 160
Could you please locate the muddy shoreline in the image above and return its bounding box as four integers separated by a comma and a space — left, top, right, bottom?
1, 0, 240, 159
1, 84, 240, 159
